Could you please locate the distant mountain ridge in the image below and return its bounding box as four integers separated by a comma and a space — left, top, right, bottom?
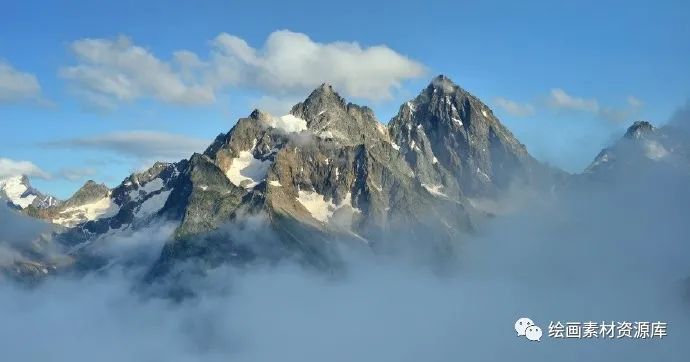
582, 120, 690, 179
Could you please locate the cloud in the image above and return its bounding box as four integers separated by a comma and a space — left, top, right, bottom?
250, 95, 302, 116
627, 96, 644, 108
2, 139, 690, 361
44, 131, 210, 162
2, 169, 690, 361
0, 158, 51, 179
667, 100, 690, 131
547, 88, 644, 123
208, 30, 426, 101
598, 107, 632, 123
547, 88, 600, 113
493, 97, 535, 117
60, 36, 216, 110
0, 60, 43, 104
57, 167, 97, 181
61, 31, 425, 109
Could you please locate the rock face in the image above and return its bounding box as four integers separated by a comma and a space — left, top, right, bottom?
290, 83, 388, 146
3, 75, 563, 281
151, 82, 478, 277
389, 75, 556, 198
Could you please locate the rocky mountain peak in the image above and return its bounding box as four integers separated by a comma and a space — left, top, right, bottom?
289, 84, 385, 145
64, 180, 110, 207
293, 83, 347, 118
388, 75, 550, 197
249, 109, 273, 122
429, 74, 459, 94
583, 120, 680, 176
401, 75, 496, 131
1, 175, 59, 210
315, 82, 336, 94
624, 121, 656, 140
0, 175, 33, 208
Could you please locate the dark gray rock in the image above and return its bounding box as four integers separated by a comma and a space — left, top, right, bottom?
389, 75, 561, 198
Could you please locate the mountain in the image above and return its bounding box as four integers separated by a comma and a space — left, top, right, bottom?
3, 75, 561, 281
0, 176, 65, 281
150, 82, 477, 277
0, 175, 59, 210
582, 121, 690, 181
388, 75, 560, 199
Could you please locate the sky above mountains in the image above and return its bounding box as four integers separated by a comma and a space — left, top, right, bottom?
1, 0, 688, 198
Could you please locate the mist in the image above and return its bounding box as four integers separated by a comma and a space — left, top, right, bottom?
1, 152, 689, 361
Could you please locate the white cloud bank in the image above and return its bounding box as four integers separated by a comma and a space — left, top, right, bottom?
207, 30, 426, 100
0, 60, 42, 104
60, 36, 216, 110
60, 31, 426, 109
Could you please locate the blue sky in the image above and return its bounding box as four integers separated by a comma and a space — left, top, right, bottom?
1, 0, 688, 198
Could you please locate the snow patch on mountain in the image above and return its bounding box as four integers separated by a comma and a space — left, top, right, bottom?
225, 141, 271, 189
296, 190, 360, 223
129, 178, 165, 201
134, 190, 171, 219
36, 195, 59, 208
421, 183, 447, 197
316, 129, 349, 141
53, 197, 119, 227
0, 176, 35, 208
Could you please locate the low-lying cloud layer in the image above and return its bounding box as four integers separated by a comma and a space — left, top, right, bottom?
1, 137, 689, 362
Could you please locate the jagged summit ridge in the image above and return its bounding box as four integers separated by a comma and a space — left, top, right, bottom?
429, 74, 459, 93
624, 121, 656, 140
14, 76, 553, 233
287, 82, 385, 145
389, 75, 552, 198
6, 76, 565, 280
